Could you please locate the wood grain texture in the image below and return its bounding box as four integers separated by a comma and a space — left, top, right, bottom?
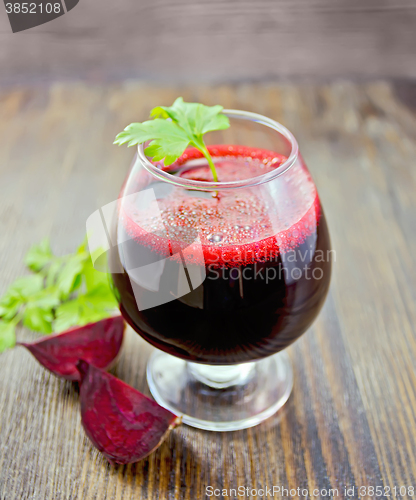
1, 0, 416, 84
1, 81, 416, 499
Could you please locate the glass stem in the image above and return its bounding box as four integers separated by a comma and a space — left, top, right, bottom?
187, 361, 256, 389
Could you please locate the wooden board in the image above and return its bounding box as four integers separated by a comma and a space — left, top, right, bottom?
1, 0, 416, 84
0, 81, 416, 499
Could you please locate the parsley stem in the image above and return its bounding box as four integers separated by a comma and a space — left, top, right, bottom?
200, 146, 219, 183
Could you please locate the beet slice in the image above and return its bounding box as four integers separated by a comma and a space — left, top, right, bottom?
19, 316, 125, 381
77, 361, 181, 465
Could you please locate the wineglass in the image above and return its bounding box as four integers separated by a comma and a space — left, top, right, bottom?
107, 110, 331, 431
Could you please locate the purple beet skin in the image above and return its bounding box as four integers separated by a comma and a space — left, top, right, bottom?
77, 361, 181, 465
19, 316, 125, 381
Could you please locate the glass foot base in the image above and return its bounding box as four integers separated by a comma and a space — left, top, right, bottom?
146, 350, 293, 432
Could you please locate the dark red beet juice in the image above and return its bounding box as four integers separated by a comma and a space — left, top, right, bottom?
110, 146, 331, 364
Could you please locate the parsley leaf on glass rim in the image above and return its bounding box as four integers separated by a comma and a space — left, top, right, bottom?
0, 238, 118, 353
114, 97, 230, 182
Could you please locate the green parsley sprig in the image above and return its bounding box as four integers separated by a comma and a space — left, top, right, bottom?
114, 97, 230, 182
0, 238, 117, 353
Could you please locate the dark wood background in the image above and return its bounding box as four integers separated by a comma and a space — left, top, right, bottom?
0, 81, 416, 499
1, 0, 416, 85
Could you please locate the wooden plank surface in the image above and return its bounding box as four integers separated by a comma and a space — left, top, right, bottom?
1, 81, 416, 499
1, 0, 416, 84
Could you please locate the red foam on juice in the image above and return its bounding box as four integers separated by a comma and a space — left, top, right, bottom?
120, 146, 320, 268
174, 144, 287, 169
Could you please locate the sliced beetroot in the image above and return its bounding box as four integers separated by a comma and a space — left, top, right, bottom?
77, 361, 181, 465
19, 316, 125, 381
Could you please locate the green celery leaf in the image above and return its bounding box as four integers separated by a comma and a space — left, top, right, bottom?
71, 274, 83, 292
151, 97, 230, 137
25, 238, 54, 272
55, 284, 117, 329
0, 235, 117, 344
78, 306, 111, 326
23, 306, 53, 334
0, 290, 23, 321
54, 300, 82, 332
115, 119, 190, 165
82, 284, 118, 311
9, 275, 44, 298
46, 259, 63, 287
0, 321, 16, 352
28, 287, 61, 310
115, 97, 230, 173
76, 236, 89, 255
114, 118, 189, 148
82, 257, 111, 292
57, 254, 87, 299
53, 287, 115, 332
